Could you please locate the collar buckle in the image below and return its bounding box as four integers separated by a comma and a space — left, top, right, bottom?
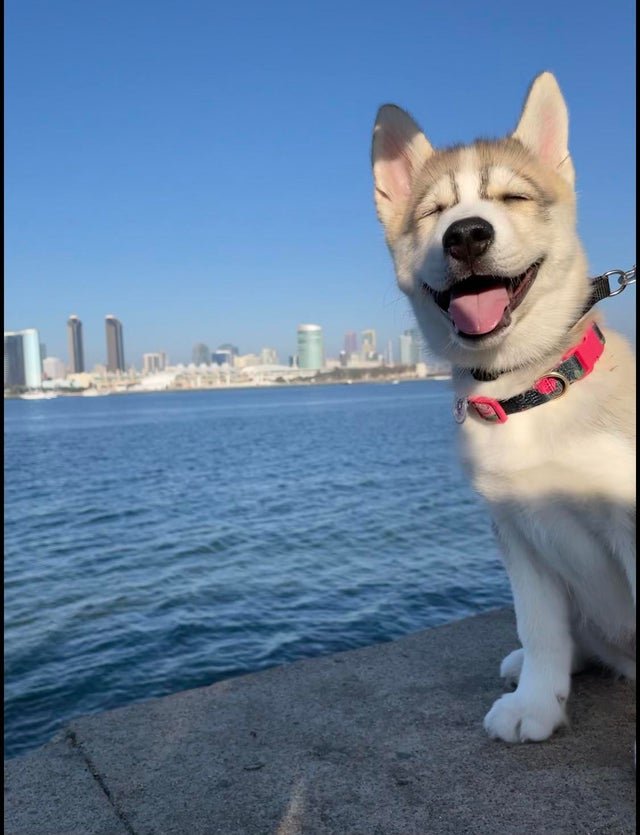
468, 396, 508, 423
535, 371, 570, 398
464, 323, 606, 426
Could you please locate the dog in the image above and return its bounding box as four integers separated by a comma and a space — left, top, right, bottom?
371, 72, 636, 746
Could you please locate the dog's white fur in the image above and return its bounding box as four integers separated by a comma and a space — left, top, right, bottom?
371, 73, 635, 745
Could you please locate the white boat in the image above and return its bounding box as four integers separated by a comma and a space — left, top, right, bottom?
20, 391, 58, 400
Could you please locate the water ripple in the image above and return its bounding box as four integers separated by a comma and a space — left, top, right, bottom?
4, 383, 511, 758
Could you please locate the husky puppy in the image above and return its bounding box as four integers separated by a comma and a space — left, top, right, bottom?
371, 73, 635, 744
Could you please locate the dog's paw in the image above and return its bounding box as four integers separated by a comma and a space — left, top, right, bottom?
500, 649, 524, 687
483, 691, 567, 743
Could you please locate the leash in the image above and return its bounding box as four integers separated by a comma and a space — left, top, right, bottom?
583, 265, 636, 310
456, 265, 636, 424
470, 265, 636, 382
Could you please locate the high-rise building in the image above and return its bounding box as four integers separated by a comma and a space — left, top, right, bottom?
217, 343, 239, 358
260, 347, 278, 365
343, 331, 358, 355
105, 315, 125, 373
3, 329, 43, 389
43, 357, 66, 380
398, 328, 421, 366
361, 329, 377, 359
211, 349, 234, 366
67, 315, 85, 373
4, 332, 25, 387
192, 343, 211, 366
297, 324, 324, 370
22, 329, 43, 388
4, 329, 43, 388
142, 352, 167, 374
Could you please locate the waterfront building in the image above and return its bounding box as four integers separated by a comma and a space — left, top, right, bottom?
297, 324, 324, 370
398, 328, 421, 366
192, 343, 211, 365
43, 357, 66, 380
4, 332, 25, 387
217, 343, 239, 358
212, 349, 234, 366
343, 331, 358, 355
234, 353, 261, 369
67, 315, 85, 373
23, 329, 43, 388
14, 329, 43, 389
142, 352, 167, 374
105, 315, 125, 372
386, 339, 394, 366
260, 347, 278, 365
360, 329, 376, 360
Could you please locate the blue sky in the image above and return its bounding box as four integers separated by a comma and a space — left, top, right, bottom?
5, 0, 636, 368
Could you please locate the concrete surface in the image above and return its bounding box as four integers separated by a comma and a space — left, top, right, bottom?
4, 608, 636, 835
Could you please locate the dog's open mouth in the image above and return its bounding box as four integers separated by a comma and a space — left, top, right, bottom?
422, 261, 542, 338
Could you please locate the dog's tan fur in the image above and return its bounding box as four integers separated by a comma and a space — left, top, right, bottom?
371, 72, 635, 746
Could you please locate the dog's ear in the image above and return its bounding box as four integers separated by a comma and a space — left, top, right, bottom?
512, 72, 575, 186
372, 105, 433, 237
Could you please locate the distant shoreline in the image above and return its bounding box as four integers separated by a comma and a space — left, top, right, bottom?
4, 374, 452, 400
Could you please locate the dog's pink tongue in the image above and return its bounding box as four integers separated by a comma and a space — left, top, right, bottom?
448, 285, 510, 335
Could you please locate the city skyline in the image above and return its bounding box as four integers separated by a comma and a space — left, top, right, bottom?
3, 306, 422, 372
6, 313, 424, 377
4, 318, 431, 394
5, 1, 635, 372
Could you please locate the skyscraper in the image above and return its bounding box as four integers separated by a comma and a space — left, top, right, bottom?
343, 331, 358, 355
398, 328, 421, 366
297, 324, 324, 370
21, 329, 43, 388
142, 352, 167, 374
4, 333, 25, 387
217, 343, 239, 358
67, 315, 85, 373
361, 329, 376, 359
260, 347, 278, 365
192, 343, 211, 366
211, 349, 233, 366
105, 315, 125, 372
4, 330, 42, 388
43, 357, 66, 380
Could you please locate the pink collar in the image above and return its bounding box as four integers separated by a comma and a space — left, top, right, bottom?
456, 323, 606, 424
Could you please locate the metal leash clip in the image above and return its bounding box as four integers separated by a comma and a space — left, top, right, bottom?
606, 265, 636, 296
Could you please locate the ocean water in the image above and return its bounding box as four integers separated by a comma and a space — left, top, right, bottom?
4, 382, 511, 759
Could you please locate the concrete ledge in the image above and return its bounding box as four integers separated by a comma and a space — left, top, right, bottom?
4, 608, 636, 834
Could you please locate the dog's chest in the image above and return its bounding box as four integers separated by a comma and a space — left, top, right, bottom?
456, 408, 635, 504
457, 406, 635, 638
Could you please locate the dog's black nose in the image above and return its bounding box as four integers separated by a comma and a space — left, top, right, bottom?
442, 217, 494, 261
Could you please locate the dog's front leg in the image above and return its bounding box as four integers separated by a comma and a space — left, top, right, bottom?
484, 538, 572, 743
